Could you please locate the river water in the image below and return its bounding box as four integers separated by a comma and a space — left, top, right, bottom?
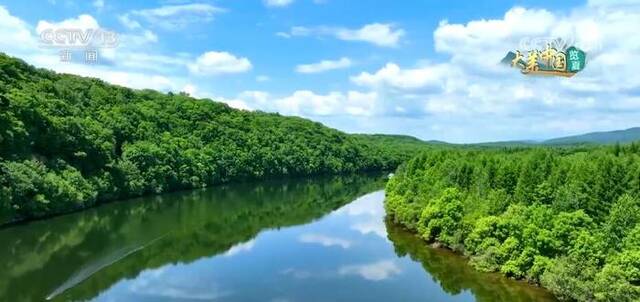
0, 175, 556, 301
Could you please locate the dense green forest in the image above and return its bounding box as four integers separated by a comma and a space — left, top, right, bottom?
385, 144, 640, 301
386, 221, 557, 302
0, 53, 428, 225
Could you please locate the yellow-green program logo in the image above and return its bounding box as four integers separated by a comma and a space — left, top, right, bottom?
501, 44, 586, 77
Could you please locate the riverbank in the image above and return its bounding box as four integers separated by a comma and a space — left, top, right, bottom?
0, 53, 431, 227
384, 146, 640, 302
0, 170, 390, 228
384, 218, 557, 301
0, 174, 557, 302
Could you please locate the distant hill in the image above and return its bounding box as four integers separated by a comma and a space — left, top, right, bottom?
471, 140, 537, 148
440, 128, 640, 147
353, 134, 425, 143
357, 127, 640, 148
542, 127, 640, 145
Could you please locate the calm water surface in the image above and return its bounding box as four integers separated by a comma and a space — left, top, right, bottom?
0, 175, 556, 302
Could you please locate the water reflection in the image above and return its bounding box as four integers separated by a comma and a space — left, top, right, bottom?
386, 221, 558, 302
0, 174, 556, 302
338, 260, 402, 281
0, 175, 383, 302
299, 233, 352, 249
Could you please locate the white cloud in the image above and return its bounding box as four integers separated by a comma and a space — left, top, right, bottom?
256, 75, 270, 82
238, 90, 271, 105
36, 14, 99, 34
296, 57, 352, 73
221, 89, 377, 117
29, 56, 188, 91
275, 90, 342, 115
194, 89, 254, 110
0, 6, 37, 54
182, 84, 198, 96
273, 90, 377, 116
351, 62, 453, 91
188, 51, 252, 75
339, 260, 401, 281
299, 234, 352, 249
336, 23, 405, 47
286, 23, 405, 47
264, 0, 294, 8
128, 3, 224, 29
333, 2, 640, 142
222, 98, 252, 111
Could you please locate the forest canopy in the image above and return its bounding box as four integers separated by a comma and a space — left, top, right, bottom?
0, 53, 428, 225
385, 144, 640, 301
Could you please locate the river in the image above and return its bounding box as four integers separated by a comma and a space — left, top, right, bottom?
0, 174, 556, 301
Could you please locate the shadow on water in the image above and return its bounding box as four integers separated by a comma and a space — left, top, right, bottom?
0, 174, 385, 302
385, 220, 558, 302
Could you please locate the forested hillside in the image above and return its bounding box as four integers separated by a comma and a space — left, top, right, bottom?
386, 145, 640, 301
543, 127, 640, 145
0, 53, 427, 225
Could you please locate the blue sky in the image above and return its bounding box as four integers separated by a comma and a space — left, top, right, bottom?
1, 0, 639, 143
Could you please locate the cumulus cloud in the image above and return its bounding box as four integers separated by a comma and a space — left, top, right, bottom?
0, 6, 37, 54
338, 2, 640, 141
285, 23, 405, 47
296, 57, 352, 74
188, 51, 252, 75
36, 14, 100, 34
273, 90, 377, 116
351, 62, 453, 91
213, 89, 377, 117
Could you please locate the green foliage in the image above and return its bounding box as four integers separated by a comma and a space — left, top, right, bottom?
0, 53, 429, 224
386, 145, 640, 301
417, 188, 464, 246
